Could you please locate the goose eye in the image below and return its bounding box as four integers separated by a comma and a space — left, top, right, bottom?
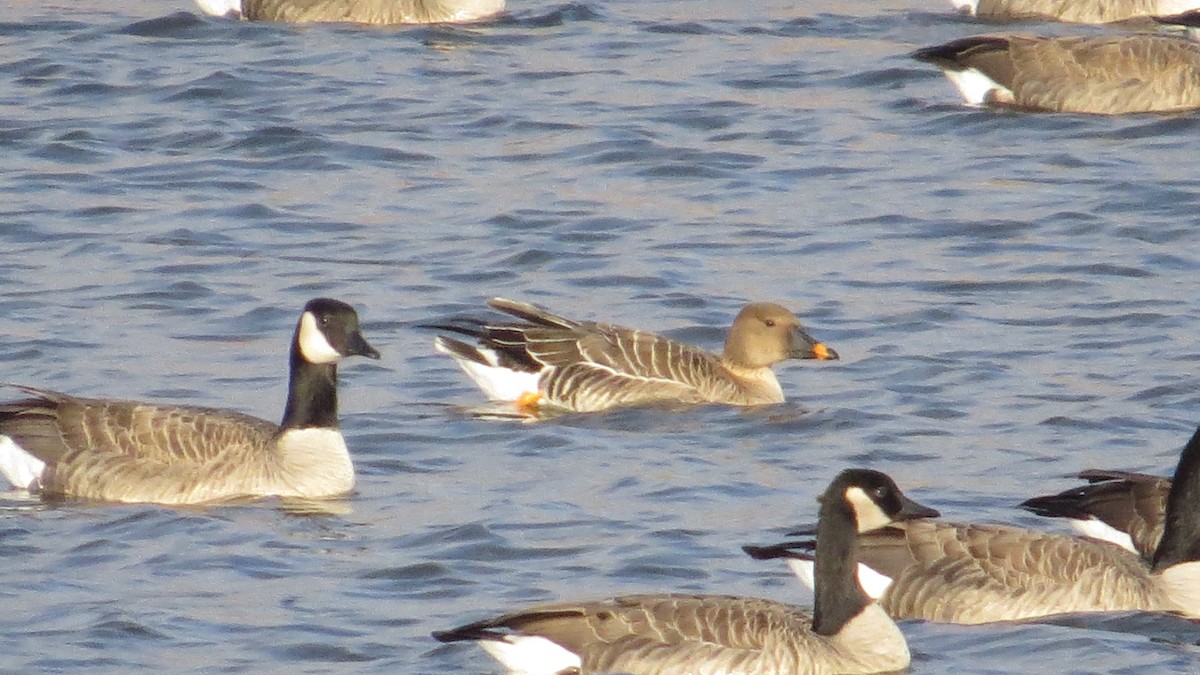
764, 319, 776, 327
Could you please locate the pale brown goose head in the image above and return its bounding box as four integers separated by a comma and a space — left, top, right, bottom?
722, 302, 838, 369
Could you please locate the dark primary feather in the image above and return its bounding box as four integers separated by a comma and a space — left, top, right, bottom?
1021, 470, 1168, 559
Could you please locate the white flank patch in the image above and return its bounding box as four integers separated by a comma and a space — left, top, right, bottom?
298, 312, 344, 364
1158, 560, 1200, 616
1068, 518, 1138, 555
434, 339, 541, 401
0, 435, 45, 491
193, 0, 243, 18
446, 0, 507, 22
943, 68, 1008, 107
948, 0, 979, 13
786, 558, 893, 600
479, 635, 580, 675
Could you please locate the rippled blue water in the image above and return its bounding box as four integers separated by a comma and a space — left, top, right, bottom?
3, 0, 1200, 672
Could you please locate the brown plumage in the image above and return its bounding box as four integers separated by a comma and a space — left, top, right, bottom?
434, 469, 938, 674
969, 0, 1192, 24
1021, 470, 1170, 559
235, 0, 504, 23
748, 425, 1200, 624
914, 32, 1200, 114
430, 298, 839, 413
0, 298, 379, 505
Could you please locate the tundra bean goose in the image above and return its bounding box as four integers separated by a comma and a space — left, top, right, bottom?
433, 469, 937, 675
194, 0, 505, 24
0, 298, 379, 505
746, 425, 1200, 624
428, 298, 838, 413
913, 18, 1200, 114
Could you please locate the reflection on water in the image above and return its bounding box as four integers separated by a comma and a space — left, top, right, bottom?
1, 0, 1199, 673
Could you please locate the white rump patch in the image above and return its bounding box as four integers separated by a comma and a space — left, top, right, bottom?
1068, 518, 1138, 555
298, 312, 344, 365
786, 558, 893, 600
193, 0, 242, 18
0, 435, 45, 491
479, 635, 581, 675
942, 67, 1010, 107
434, 338, 541, 401
948, 0, 979, 14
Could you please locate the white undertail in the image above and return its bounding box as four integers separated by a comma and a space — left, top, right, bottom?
0, 435, 45, 491
434, 337, 541, 401
479, 635, 581, 675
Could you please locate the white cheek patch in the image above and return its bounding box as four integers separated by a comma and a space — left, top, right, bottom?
948, 0, 979, 14
479, 635, 581, 675
298, 312, 344, 364
0, 435, 45, 491
845, 487, 891, 532
193, 0, 243, 18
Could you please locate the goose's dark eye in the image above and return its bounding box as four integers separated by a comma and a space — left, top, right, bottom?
764, 319, 776, 327
873, 486, 886, 499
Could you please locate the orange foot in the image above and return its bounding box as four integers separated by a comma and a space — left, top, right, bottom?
516, 391, 543, 412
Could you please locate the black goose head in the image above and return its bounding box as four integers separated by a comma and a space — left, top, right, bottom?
294, 298, 381, 365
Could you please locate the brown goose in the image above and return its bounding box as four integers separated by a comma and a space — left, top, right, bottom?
433, 469, 937, 674
194, 0, 505, 24
745, 425, 1200, 624
913, 16, 1200, 114
949, 0, 1200, 24
1021, 469, 1170, 559
0, 298, 379, 505
428, 298, 838, 414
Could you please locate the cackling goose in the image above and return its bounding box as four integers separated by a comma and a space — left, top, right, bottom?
195, 0, 505, 24
746, 425, 1200, 624
428, 298, 838, 414
0, 298, 379, 505
433, 469, 937, 674
913, 15, 1200, 114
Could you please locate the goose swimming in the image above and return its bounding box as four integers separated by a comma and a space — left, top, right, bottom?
195, 0, 505, 24
0, 298, 379, 505
428, 298, 838, 414
914, 13, 1200, 114
433, 468, 937, 674
746, 425, 1200, 624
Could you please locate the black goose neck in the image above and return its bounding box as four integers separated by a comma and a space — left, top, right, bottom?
1153, 426, 1200, 571
811, 491, 871, 636
280, 342, 340, 430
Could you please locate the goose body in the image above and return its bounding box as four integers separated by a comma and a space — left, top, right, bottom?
951, 0, 1200, 24
433, 469, 937, 674
1021, 470, 1169, 559
195, 0, 505, 24
913, 29, 1200, 114
747, 425, 1200, 624
0, 298, 379, 505
429, 298, 838, 413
